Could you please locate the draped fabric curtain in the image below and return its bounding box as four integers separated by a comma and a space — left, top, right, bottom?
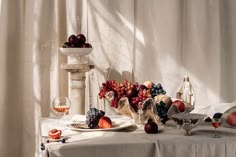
0, 0, 82, 156
0, 0, 236, 157
87, 0, 236, 112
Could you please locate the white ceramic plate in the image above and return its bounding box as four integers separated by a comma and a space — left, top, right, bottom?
66, 120, 134, 132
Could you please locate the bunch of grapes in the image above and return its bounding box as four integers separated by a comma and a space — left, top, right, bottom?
151, 83, 166, 97
98, 80, 139, 108
156, 101, 169, 124
86, 108, 105, 129
130, 85, 153, 111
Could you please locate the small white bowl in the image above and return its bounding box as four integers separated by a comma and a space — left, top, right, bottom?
59, 48, 92, 57
59, 48, 93, 64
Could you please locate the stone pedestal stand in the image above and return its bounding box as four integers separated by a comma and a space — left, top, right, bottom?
61, 64, 94, 115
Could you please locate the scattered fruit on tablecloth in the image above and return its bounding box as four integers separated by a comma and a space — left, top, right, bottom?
226, 112, 236, 126
144, 119, 158, 134
62, 33, 92, 48
48, 129, 62, 139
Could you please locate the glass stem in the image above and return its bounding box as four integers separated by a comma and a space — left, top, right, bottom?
214, 128, 216, 137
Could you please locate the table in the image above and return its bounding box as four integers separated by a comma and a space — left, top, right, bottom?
40, 115, 236, 157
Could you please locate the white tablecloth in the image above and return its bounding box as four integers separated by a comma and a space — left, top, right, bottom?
40, 115, 236, 157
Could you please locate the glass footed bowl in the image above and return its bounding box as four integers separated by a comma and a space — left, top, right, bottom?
171, 113, 206, 136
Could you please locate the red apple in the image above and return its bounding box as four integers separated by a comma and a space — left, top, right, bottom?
172, 100, 185, 112
98, 116, 112, 128
226, 112, 236, 126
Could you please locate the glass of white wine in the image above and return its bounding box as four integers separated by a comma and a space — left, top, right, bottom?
51, 97, 71, 120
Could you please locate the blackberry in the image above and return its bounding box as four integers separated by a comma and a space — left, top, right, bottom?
156, 101, 169, 124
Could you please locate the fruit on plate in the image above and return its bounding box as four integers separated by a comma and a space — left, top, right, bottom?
86, 108, 105, 129
48, 129, 62, 139
62, 33, 92, 48
98, 116, 112, 129
172, 100, 185, 112
226, 112, 236, 126
144, 119, 158, 134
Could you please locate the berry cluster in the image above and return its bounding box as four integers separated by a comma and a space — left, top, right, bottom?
62, 33, 92, 48
86, 108, 105, 129
156, 101, 169, 124
151, 83, 166, 97
99, 80, 167, 112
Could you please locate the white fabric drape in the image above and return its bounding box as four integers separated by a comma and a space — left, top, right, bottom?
0, 0, 82, 156
0, 0, 236, 157
87, 0, 236, 112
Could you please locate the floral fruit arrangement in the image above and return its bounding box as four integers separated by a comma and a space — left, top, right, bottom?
62, 33, 92, 48
48, 129, 62, 139
86, 108, 112, 129
98, 80, 166, 113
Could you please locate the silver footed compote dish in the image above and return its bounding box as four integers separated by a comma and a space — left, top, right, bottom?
171, 113, 206, 136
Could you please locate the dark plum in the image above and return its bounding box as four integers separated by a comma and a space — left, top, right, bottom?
144, 120, 158, 134
77, 34, 86, 43
68, 35, 78, 44
82, 43, 92, 48
62, 42, 71, 48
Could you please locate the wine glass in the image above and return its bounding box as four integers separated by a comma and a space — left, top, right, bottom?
211, 118, 221, 138
51, 97, 71, 120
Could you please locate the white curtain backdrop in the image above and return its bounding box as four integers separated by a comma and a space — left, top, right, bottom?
0, 0, 236, 157
87, 0, 236, 112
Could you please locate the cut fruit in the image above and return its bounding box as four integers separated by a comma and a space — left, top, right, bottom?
48, 129, 62, 139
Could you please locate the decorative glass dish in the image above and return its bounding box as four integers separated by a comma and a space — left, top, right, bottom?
221, 106, 236, 128
171, 113, 206, 136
